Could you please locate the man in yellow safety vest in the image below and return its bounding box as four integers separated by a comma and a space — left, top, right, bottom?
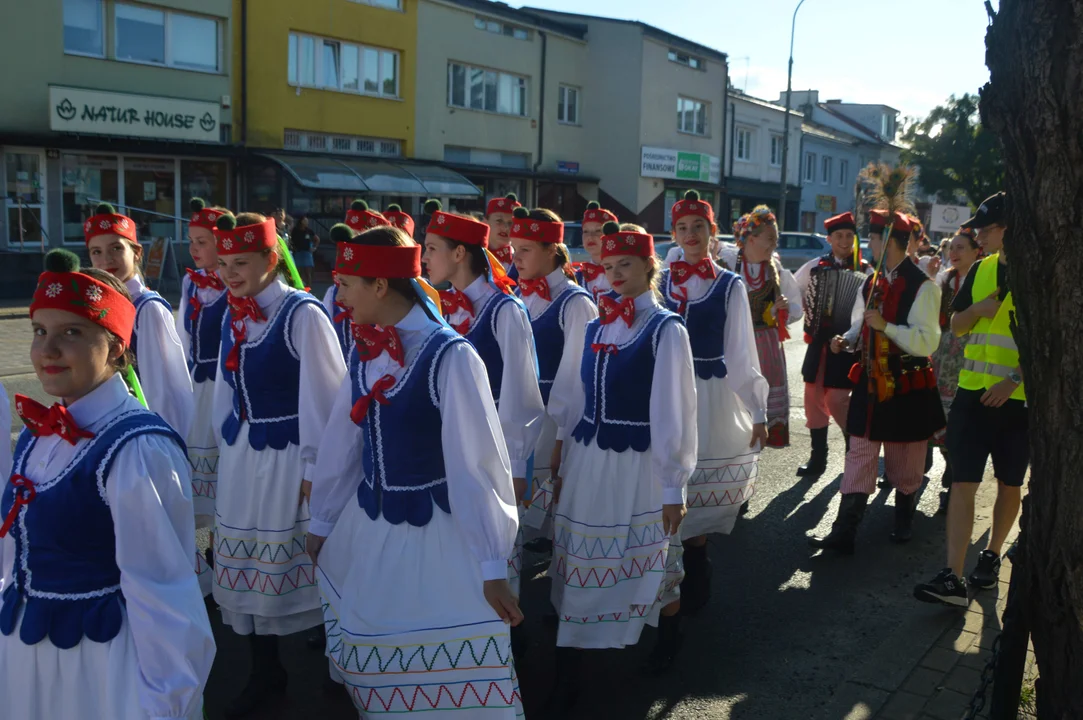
914, 192, 1028, 607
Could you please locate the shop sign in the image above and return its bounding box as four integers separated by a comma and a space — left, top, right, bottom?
49, 86, 221, 143
815, 194, 837, 212
557, 161, 579, 175
640, 147, 721, 184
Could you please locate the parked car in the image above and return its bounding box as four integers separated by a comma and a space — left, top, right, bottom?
775, 232, 830, 271
563, 222, 590, 263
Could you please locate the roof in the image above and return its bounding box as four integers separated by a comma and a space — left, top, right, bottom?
521, 7, 727, 63
816, 104, 886, 144
439, 0, 587, 38
801, 120, 861, 146
729, 90, 802, 118
824, 100, 901, 115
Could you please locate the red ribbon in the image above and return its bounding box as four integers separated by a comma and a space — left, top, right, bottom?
0, 475, 36, 538
333, 301, 351, 324
451, 319, 471, 335
224, 295, 265, 373
591, 343, 620, 355
598, 295, 636, 327
186, 267, 224, 291
15, 394, 95, 445
575, 262, 605, 283
671, 286, 690, 316
519, 277, 551, 302
439, 289, 474, 317
188, 295, 203, 323
352, 325, 405, 366
350, 374, 396, 425
671, 258, 717, 285
776, 307, 791, 341
491, 245, 513, 266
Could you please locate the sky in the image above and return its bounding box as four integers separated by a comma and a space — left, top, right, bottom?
525, 0, 994, 120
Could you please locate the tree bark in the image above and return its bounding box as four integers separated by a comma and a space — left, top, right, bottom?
981, 2, 1083, 717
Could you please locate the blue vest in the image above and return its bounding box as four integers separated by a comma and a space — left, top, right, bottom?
329, 285, 353, 363
219, 291, 320, 450
660, 269, 735, 380
531, 284, 591, 405
464, 292, 517, 406
353, 327, 467, 527
572, 309, 681, 453
183, 278, 227, 384
0, 410, 182, 649
131, 290, 172, 380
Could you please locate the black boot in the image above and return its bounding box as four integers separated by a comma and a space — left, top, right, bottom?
644, 612, 683, 676
808, 493, 868, 555
204, 546, 214, 569
546, 647, 582, 716
890, 490, 918, 543
510, 624, 527, 663
678, 542, 711, 617
797, 427, 829, 477
224, 635, 288, 718
306, 623, 326, 651
924, 445, 934, 474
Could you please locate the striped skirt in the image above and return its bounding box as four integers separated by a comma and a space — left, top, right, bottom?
755, 327, 790, 447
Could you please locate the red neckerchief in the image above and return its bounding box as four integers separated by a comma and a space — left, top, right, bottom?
352, 324, 405, 366
225, 295, 265, 373
598, 295, 636, 327
349, 374, 396, 425
576, 262, 604, 283
186, 267, 224, 291
15, 394, 95, 445
440, 289, 474, 335
491, 245, 513, 266
671, 258, 717, 286
519, 277, 551, 302
333, 301, 351, 324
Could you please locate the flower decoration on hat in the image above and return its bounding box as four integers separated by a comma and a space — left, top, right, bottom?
345, 199, 389, 234
583, 200, 618, 226
427, 211, 490, 247
671, 190, 715, 227
188, 197, 222, 230
486, 193, 522, 217
509, 206, 564, 244
599, 221, 653, 259
84, 202, 139, 246
733, 205, 777, 243
31, 249, 136, 345
213, 214, 278, 255
382, 203, 415, 237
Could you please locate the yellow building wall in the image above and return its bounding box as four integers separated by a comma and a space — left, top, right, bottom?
233, 0, 416, 154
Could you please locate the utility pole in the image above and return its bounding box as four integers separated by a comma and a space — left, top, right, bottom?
779, 0, 808, 230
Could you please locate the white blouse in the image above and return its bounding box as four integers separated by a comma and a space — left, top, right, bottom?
663, 261, 770, 425
547, 291, 698, 505
125, 276, 194, 438
308, 305, 519, 581
175, 271, 227, 365
445, 276, 545, 477
522, 266, 599, 338
0, 374, 215, 719
210, 280, 347, 479
843, 259, 943, 357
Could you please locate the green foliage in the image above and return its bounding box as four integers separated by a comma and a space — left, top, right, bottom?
900, 93, 1004, 207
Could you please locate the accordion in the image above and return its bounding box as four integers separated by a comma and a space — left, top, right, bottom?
803, 268, 866, 341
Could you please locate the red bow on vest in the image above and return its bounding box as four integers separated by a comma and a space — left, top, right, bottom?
575, 262, 605, 283
439, 289, 474, 335
224, 295, 265, 373
670, 258, 717, 285
598, 295, 636, 327
0, 474, 36, 538
491, 245, 513, 266
333, 301, 351, 324
186, 267, 224, 291
670, 285, 690, 315
591, 343, 620, 355
519, 277, 551, 302
352, 324, 404, 366
15, 394, 95, 445
350, 373, 396, 425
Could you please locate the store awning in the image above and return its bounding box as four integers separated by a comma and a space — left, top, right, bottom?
257, 153, 481, 197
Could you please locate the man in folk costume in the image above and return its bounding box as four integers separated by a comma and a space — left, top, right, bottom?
794, 211, 873, 477
809, 208, 945, 553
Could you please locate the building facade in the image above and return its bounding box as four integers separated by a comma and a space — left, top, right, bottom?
1, 0, 234, 294
724, 91, 802, 231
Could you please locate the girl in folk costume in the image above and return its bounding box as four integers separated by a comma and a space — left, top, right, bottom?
485, 193, 523, 276
211, 212, 346, 717
661, 197, 770, 615
307, 226, 524, 717
85, 203, 194, 437
422, 210, 544, 597
725, 204, 802, 447
177, 197, 230, 596
383, 203, 416, 237
323, 201, 390, 362
574, 201, 618, 300
547, 225, 697, 708
0, 250, 215, 720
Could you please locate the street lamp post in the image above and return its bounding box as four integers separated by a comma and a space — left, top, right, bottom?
778, 0, 808, 230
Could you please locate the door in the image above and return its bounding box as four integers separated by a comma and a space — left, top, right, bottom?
123, 157, 177, 242
4, 149, 47, 250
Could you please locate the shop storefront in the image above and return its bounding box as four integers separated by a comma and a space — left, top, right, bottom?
640, 146, 723, 233
725, 177, 801, 232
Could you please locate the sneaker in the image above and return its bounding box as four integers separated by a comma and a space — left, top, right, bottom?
968, 550, 1002, 590
914, 568, 968, 607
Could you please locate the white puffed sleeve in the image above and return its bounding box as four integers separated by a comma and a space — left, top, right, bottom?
779, 266, 804, 322
308, 373, 364, 538
561, 293, 599, 362
844, 284, 868, 348
175, 275, 191, 361
548, 323, 590, 445
650, 320, 698, 505
289, 302, 348, 481
134, 300, 194, 439
723, 281, 770, 424
439, 342, 519, 581
885, 280, 943, 357
108, 434, 215, 720
493, 303, 545, 477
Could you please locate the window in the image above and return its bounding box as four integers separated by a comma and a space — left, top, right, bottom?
288, 33, 399, 98
61, 155, 118, 245
558, 85, 580, 125
114, 3, 220, 72
668, 49, 704, 70
677, 96, 708, 136
821, 156, 832, 184
284, 130, 401, 156
63, 0, 103, 56
474, 16, 531, 40
838, 159, 849, 187
803, 152, 816, 182
444, 146, 529, 169
770, 134, 784, 167
348, 0, 402, 8
447, 63, 527, 116
881, 113, 895, 139
736, 127, 753, 161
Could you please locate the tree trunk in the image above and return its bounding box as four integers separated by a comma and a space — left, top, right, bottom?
981, 2, 1083, 717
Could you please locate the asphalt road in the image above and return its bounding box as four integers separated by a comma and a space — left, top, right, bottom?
0, 315, 996, 720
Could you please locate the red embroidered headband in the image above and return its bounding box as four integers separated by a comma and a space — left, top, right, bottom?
336, 243, 421, 278
84, 210, 138, 246
486, 195, 521, 217
31, 250, 136, 345
188, 198, 224, 231
383, 204, 415, 237
214, 217, 278, 255
428, 211, 490, 247
345, 200, 389, 233
671, 191, 715, 226
601, 228, 654, 259
583, 203, 618, 226
510, 216, 564, 244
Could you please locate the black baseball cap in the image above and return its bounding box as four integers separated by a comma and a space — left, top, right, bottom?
961, 192, 1006, 229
